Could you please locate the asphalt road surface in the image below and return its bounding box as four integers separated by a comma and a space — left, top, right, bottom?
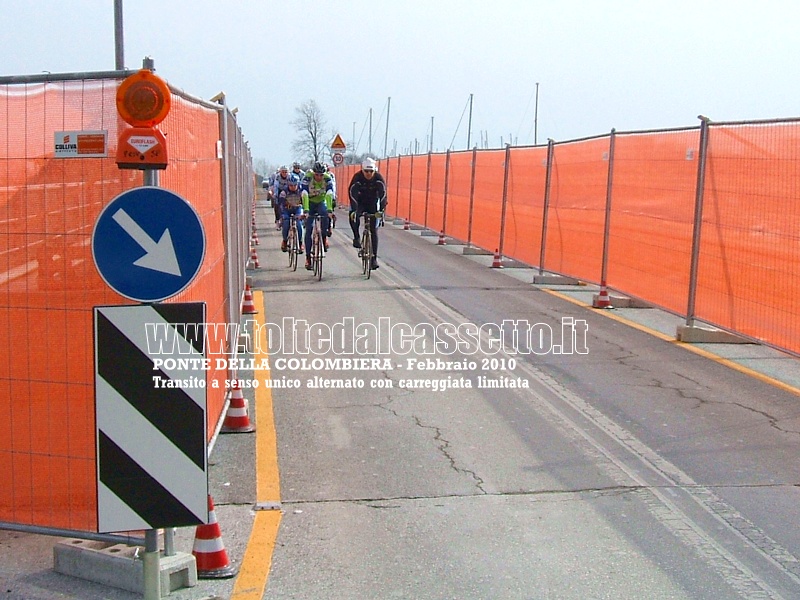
3, 203, 800, 600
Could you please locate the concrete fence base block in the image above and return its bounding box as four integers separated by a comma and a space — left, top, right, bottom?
592, 293, 652, 309
532, 274, 581, 285
498, 259, 531, 269
53, 538, 197, 596
462, 246, 493, 256
675, 324, 752, 344
392, 218, 405, 225
408, 224, 426, 230
420, 230, 439, 237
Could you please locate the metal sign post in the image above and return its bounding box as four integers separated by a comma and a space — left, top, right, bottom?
92, 57, 209, 600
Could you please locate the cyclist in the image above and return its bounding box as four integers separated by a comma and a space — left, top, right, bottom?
272, 165, 292, 230
326, 163, 337, 235
301, 162, 334, 270
348, 157, 387, 270
291, 161, 306, 183
266, 169, 280, 225
280, 174, 304, 253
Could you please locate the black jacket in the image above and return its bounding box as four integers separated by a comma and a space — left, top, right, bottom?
348, 171, 387, 211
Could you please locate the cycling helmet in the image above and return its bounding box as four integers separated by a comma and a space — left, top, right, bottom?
279, 165, 288, 171
288, 174, 300, 185
362, 158, 377, 171
292, 162, 302, 169
313, 162, 326, 174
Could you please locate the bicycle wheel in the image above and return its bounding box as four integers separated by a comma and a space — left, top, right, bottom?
315, 223, 323, 281
290, 224, 299, 271
362, 229, 372, 279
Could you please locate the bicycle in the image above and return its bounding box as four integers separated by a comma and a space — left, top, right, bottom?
358, 212, 382, 279
286, 213, 300, 271
309, 213, 325, 281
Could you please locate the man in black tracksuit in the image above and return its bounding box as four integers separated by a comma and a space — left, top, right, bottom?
348, 157, 387, 269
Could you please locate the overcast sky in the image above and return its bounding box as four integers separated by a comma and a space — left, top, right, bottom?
3, 1, 799, 167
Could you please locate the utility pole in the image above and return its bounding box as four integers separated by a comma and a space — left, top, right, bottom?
368, 108, 373, 156
430, 116, 434, 152
114, 0, 124, 69
384, 97, 391, 158
534, 82, 540, 145
466, 93, 473, 150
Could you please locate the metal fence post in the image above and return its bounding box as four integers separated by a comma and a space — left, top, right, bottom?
538, 139, 555, 276
442, 149, 451, 235
600, 129, 616, 292
498, 144, 511, 258
394, 154, 402, 218
685, 115, 711, 327
424, 151, 432, 228
467, 146, 478, 246
407, 153, 414, 222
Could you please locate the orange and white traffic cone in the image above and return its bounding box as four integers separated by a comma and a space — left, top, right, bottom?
593, 281, 613, 309
249, 246, 260, 269
251, 229, 260, 246
403, 219, 410, 231
221, 380, 255, 433
241, 284, 257, 315
193, 495, 237, 579
438, 230, 446, 245
491, 249, 503, 268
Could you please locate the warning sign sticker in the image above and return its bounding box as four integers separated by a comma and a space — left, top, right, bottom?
126, 135, 159, 154
54, 130, 108, 158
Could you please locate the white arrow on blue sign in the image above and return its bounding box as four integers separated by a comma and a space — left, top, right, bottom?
92, 186, 206, 303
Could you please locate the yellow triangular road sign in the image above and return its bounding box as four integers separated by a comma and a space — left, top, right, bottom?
330, 134, 346, 150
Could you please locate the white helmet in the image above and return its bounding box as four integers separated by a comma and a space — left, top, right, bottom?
362, 158, 377, 171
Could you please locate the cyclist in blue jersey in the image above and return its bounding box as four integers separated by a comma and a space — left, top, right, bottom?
280, 174, 304, 253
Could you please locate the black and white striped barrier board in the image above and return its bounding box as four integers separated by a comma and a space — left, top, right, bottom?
94, 303, 208, 533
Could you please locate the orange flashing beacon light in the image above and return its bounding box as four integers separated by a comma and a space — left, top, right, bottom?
116, 69, 171, 169
116, 69, 171, 127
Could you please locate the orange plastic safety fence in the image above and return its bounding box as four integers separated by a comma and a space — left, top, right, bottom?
0, 79, 248, 530
504, 146, 548, 265
442, 150, 474, 243
469, 149, 506, 253
541, 138, 609, 278
607, 129, 699, 314
696, 122, 800, 350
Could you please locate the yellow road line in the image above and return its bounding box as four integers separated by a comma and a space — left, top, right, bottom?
542, 288, 800, 399
231, 290, 282, 600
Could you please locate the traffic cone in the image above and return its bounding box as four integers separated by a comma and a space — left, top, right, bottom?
241, 284, 257, 314
249, 246, 260, 269
251, 229, 260, 245
438, 230, 446, 245
221, 380, 255, 433
491, 249, 503, 268
193, 495, 237, 579
403, 219, 410, 230
593, 281, 613, 309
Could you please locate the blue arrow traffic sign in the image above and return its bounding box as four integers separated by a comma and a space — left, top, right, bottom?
92, 186, 206, 303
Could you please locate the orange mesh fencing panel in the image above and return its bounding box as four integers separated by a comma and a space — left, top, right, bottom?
0, 79, 237, 530
0, 80, 132, 530
607, 130, 699, 314
695, 122, 800, 351
425, 153, 446, 231
504, 146, 548, 265
443, 151, 474, 243
469, 149, 506, 252
409, 155, 428, 225
542, 138, 609, 279
394, 156, 412, 221
160, 94, 228, 436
